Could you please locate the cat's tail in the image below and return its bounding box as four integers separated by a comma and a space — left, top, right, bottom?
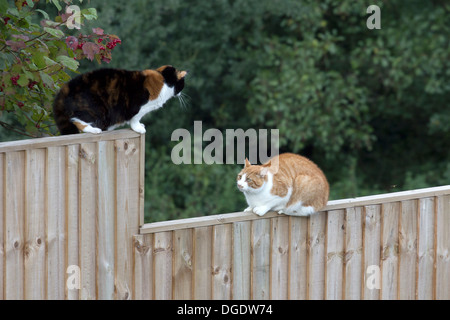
52, 87, 79, 135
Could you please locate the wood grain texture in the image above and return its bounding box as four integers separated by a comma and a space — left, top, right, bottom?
47, 146, 66, 299
0, 154, 3, 300
133, 234, 153, 300
24, 149, 46, 300
232, 221, 251, 299
417, 197, 435, 300
251, 219, 270, 299
436, 195, 450, 300
173, 229, 193, 299
115, 138, 141, 300
270, 216, 289, 300
325, 210, 345, 300
153, 231, 173, 300
97, 141, 115, 300
380, 202, 399, 300
363, 205, 381, 300
79, 143, 97, 300
212, 224, 232, 300
66, 145, 80, 300
288, 216, 308, 300
308, 212, 326, 300
344, 207, 363, 300
4, 151, 25, 299
193, 226, 212, 299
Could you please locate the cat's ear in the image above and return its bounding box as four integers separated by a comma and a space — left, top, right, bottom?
260, 167, 269, 177
263, 160, 271, 167
177, 71, 187, 80
244, 158, 251, 168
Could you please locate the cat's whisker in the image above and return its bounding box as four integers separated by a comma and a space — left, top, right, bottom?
177, 92, 189, 110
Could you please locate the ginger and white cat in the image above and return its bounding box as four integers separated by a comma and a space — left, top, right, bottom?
236, 153, 329, 216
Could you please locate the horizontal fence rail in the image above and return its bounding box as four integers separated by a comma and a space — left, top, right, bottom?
137, 185, 450, 300
0, 129, 145, 300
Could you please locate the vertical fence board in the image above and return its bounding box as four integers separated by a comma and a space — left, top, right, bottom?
133, 234, 153, 300
270, 216, 289, 300
0, 154, 3, 300
436, 195, 450, 300
417, 197, 435, 300
79, 143, 97, 300
308, 212, 327, 300
344, 207, 363, 300
47, 147, 66, 299
154, 231, 173, 300
193, 226, 212, 299
97, 141, 115, 300
363, 205, 381, 300
115, 138, 141, 300
232, 221, 251, 299
212, 224, 232, 300
173, 229, 193, 299
251, 219, 270, 299
24, 149, 46, 300
381, 202, 399, 300
398, 200, 418, 299
326, 210, 345, 300
66, 145, 80, 300
4, 151, 25, 299
289, 216, 308, 300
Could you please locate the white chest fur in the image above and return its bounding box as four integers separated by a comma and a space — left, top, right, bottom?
241, 172, 292, 215
129, 83, 174, 134
138, 83, 174, 116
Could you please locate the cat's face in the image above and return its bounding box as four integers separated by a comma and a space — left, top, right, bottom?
236, 158, 268, 193
156, 65, 187, 96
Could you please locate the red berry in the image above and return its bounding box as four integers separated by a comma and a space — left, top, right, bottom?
4, 17, 10, 25
98, 38, 103, 43
17, 101, 24, 108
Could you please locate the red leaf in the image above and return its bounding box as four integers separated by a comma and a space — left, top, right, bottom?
65, 36, 78, 50
12, 34, 30, 41
82, 42, 100, 61
6, 40, 26, 51
92, 27, 104, 35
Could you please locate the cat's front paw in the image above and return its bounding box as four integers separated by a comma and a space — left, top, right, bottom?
131, 122, 146, 134
244, 207, 253, 213
253, 206, 270, 216
83, 126, 102, 134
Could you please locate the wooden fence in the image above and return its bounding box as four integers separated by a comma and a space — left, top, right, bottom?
137, 185, 450, 300
0, 129, 449, 299
0, 129, 145, 299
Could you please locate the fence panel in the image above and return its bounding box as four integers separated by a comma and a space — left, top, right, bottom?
139, 185, 450, 300
0, 129, 145, 300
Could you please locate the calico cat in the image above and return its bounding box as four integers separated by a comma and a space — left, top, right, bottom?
53, 65, 187, 135
236, 153, 329, 216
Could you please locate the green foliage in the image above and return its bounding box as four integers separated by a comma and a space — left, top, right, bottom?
0, 0, 120, 137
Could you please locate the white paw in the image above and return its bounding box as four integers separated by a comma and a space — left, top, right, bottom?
253, 206, 269, 216
84, 126, 102, 134
244, 207, 253, 213
131, 122, 146, 134
278, 210, 285, 215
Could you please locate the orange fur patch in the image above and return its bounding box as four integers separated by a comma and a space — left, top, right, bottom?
177, 71, 187, 80
72, 121, 87, 131
142, 69, 164, 101
156, 65, 169, 73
